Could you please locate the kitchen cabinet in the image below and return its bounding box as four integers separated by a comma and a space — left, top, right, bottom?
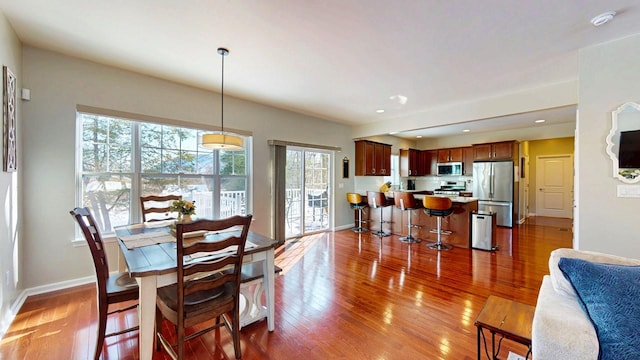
437, 147, 463, 163
400, 149, 420, 177
420, 150, 437, 175
473, 141, 515, 161
355, 140, 391, 176
463, 146, 474, 175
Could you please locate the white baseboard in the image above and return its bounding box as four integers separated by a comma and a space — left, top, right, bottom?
0, 275, 96, 341
334, 224, 353, 231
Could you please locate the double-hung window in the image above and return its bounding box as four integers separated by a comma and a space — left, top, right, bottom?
76, 111, 251, 236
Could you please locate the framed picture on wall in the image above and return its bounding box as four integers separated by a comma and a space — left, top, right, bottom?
3, 65, 16, 172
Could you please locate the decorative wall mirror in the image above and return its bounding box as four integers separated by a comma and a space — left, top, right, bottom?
605, 102, 640, 183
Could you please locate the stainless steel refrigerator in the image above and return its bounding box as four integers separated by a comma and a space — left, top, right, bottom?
473, 161, 514, 227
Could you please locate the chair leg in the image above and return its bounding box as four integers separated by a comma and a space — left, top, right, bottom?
428, 216, 452, 250
352, 207, 368, 233
372, 207, 390, 237
232, 309, 242, 359
399, 210, 421, 243
177, 323, 185, 360
94, 302, 107, 360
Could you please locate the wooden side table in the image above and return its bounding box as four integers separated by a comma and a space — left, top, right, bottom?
474, 295, 534, 360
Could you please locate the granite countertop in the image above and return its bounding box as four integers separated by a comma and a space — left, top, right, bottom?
383, 191, 478, 203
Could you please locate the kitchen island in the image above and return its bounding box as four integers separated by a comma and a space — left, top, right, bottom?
367, 192, 478, 248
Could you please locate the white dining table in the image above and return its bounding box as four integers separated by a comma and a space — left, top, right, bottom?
115, 224, 282, 360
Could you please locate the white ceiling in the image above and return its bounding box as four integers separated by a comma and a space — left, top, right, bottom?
2, 1, 640, 139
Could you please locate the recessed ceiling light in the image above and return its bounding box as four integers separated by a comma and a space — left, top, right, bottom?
535, 119, 546, 123
591, 11, 616, 27
416, 135, 422, 138
389, 131, 398, 135
376, 109, 385, 113
463, 129, 470, 133
389, 94, 408, 105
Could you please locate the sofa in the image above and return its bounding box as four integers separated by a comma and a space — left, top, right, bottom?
532, 248, 640, 359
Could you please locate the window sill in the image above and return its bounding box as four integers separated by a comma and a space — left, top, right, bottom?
72, 233, 117, 247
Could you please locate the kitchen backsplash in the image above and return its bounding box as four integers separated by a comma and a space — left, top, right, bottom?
354, 175, 472, 193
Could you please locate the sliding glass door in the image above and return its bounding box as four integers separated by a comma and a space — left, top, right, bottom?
285, 148, 331, 238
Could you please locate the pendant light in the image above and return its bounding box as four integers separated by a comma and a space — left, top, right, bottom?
201, 47, 243, 150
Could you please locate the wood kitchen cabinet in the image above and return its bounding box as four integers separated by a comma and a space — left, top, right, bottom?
437, 147, 463, 163
355, 140, 391, 176
473, 141, 515, 161
400, 149, 421, 177
420, 150, 437, 175
462, 146, 474, 175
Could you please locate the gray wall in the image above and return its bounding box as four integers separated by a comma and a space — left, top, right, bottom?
576, 34, 640, 258
21, 46, 355, 289
0, 11, 22, 334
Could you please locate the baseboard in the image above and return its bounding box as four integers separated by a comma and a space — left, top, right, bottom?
0, 275, 95, 341
23, 275, 95, 297
334, 224, 353, 231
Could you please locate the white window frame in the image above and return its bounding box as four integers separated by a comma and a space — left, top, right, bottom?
74, 111, 252, 244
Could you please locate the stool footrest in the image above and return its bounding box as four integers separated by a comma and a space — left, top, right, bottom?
429, 229, 452, 235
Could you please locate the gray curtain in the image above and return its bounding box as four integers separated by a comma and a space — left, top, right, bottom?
272, 144, 287, 241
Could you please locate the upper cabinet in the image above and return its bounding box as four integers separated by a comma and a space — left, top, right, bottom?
462, 147, 474, 175
473, 141, 515, 161
400, 149, 421, 177
355, 140, 391, 176
421, 150, 437, 176
437, 147, 463, 163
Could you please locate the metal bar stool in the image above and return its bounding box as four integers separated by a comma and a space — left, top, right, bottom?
423, 196, 454, 250
367, 191, 393, 237
346, 193, 368, 233
393, 191, 422, 243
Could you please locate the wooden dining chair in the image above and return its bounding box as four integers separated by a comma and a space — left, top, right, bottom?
155, 214, 253, 360
139, 194, 182, 222
69, 207, 139, 360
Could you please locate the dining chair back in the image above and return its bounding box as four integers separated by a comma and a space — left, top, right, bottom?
70, 207, 139, 360
140, 194, 182, 222
155, 214, 253, 360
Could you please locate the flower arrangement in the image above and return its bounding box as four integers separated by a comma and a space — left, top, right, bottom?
169, 199, 196, 216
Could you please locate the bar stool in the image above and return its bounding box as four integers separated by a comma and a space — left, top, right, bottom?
393, 192, 422, 243
346, 193, 368, 233
423, 196, 454, 250
367, 191, 393, 237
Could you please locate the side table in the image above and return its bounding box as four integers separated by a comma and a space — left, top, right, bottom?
474, 295, 534, 360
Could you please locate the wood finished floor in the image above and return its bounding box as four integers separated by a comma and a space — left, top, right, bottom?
1, 216, 572, 359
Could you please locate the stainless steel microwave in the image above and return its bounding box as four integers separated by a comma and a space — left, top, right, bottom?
437, 162, 463, 176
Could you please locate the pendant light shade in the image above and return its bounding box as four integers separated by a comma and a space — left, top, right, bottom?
201, 47, 243, 150
201, 133, 243, 149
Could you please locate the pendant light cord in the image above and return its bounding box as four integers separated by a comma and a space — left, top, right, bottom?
220, 49, 225, 133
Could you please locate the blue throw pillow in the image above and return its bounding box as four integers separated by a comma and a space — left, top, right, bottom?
558, 257, 640, 360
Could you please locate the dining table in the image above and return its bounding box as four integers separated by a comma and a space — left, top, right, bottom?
115, 223, 282, 360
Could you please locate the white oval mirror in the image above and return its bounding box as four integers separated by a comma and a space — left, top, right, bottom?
606, 102, 640, 183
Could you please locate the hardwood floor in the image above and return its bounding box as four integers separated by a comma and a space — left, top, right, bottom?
1, 216, 572, 359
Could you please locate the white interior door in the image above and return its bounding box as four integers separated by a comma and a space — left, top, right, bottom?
535, 154, 573, 218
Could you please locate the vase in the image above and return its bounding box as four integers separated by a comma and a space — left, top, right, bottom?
182, 214, 192, 223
